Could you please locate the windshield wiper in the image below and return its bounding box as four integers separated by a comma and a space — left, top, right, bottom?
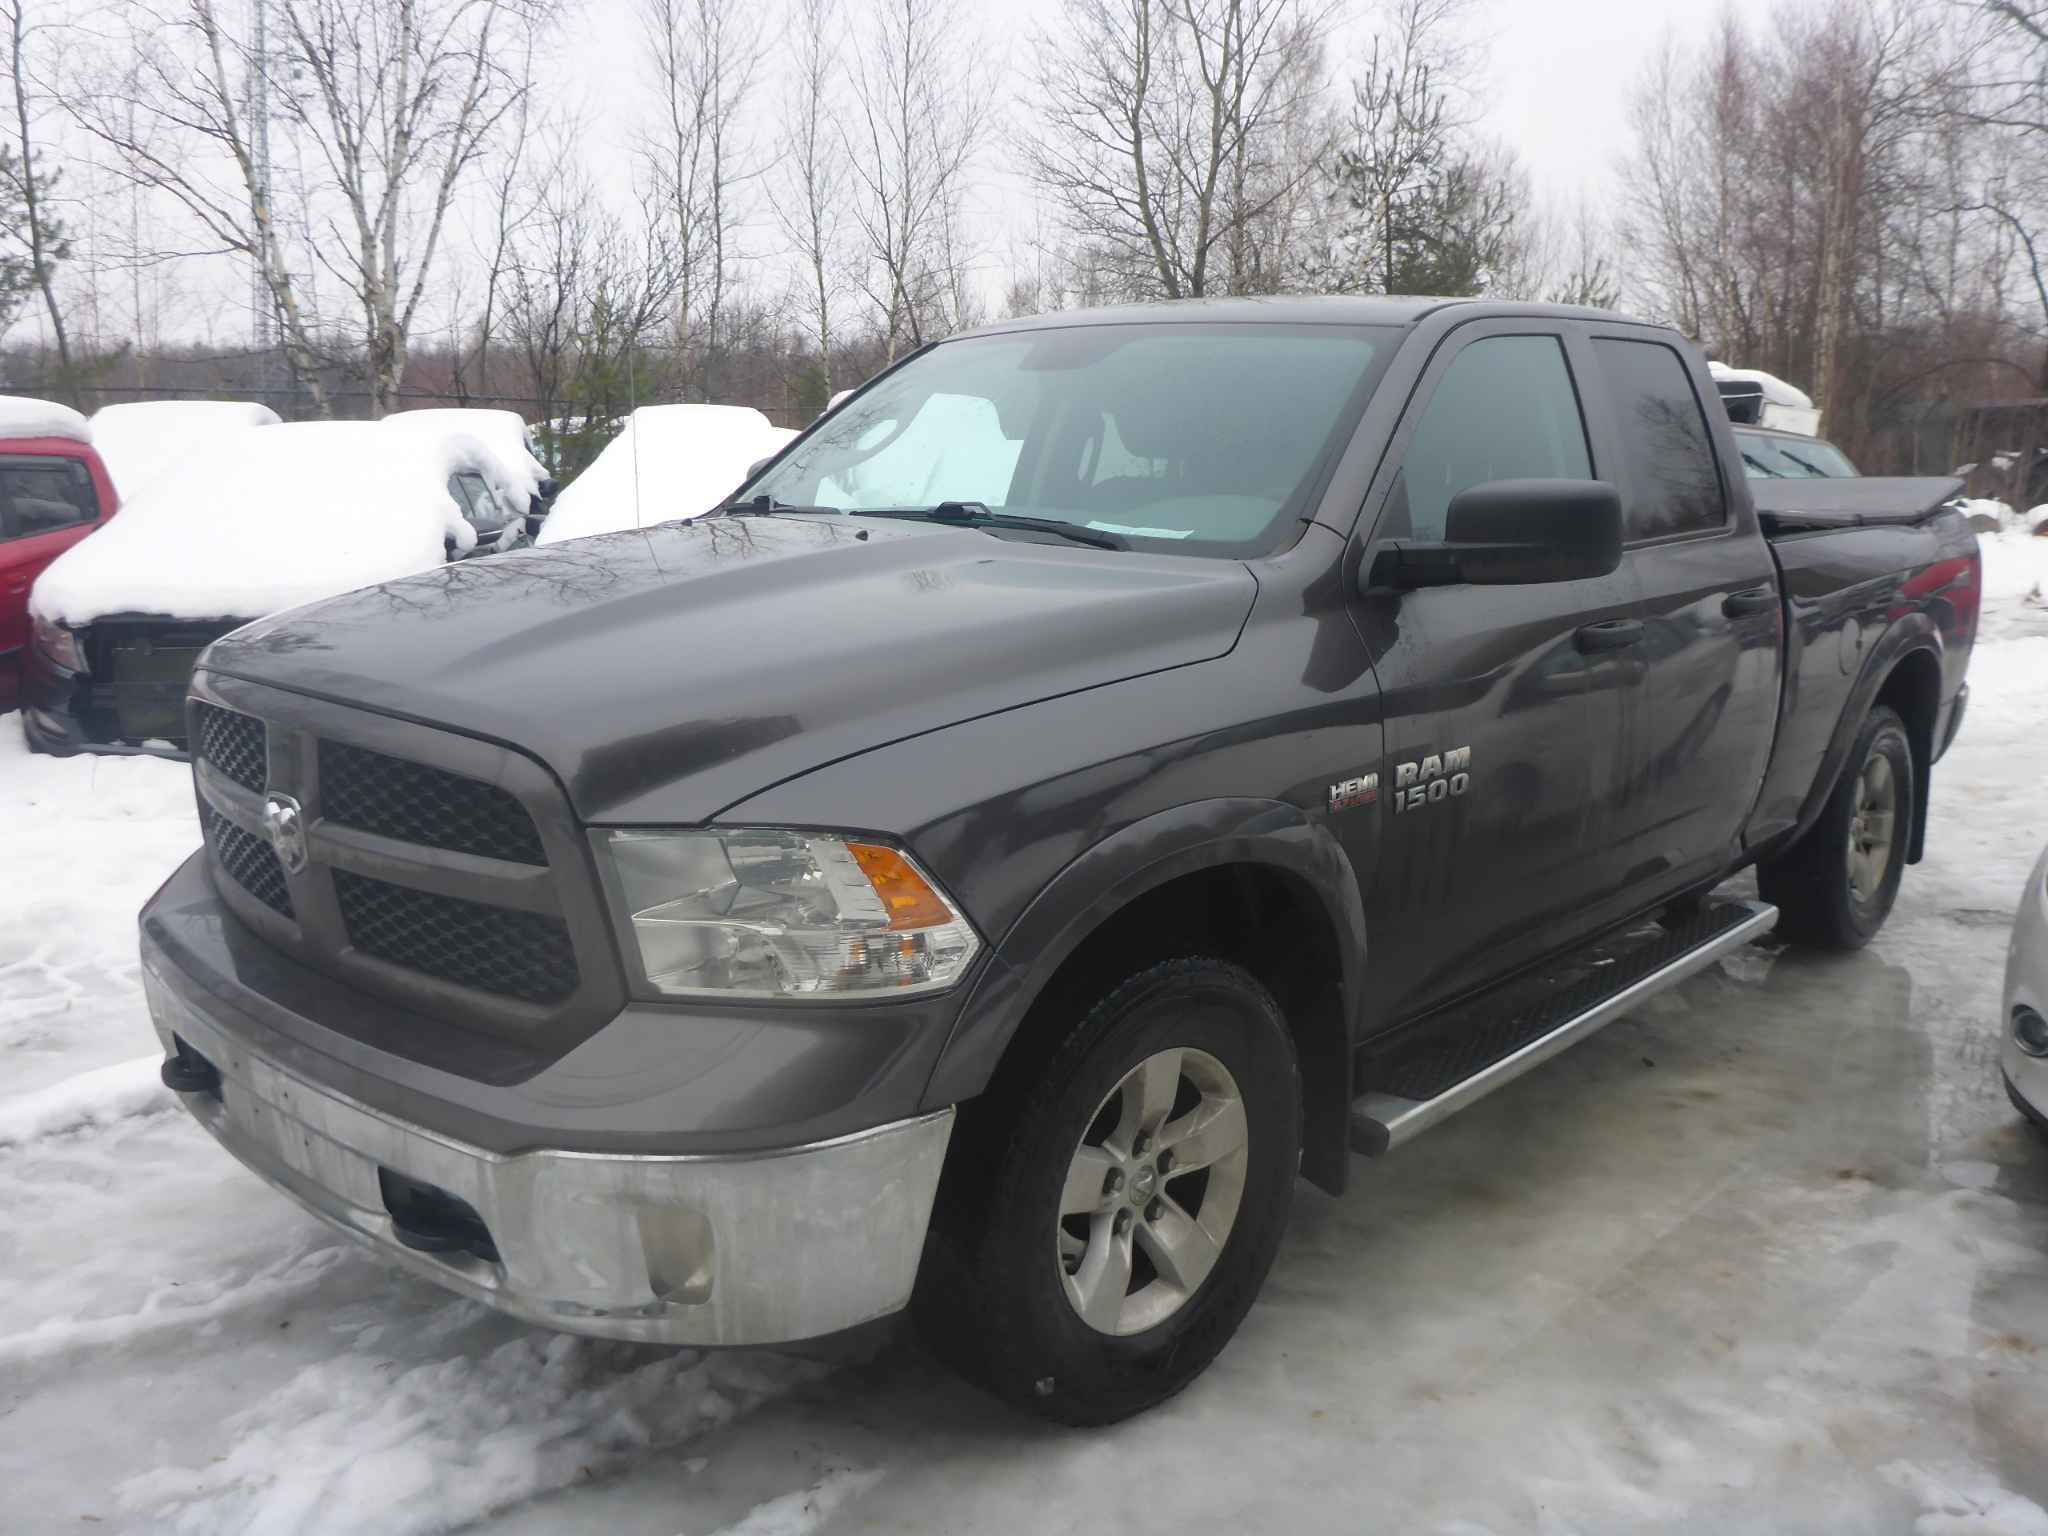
718, 494, 841, 516
858, 501, 1129, 550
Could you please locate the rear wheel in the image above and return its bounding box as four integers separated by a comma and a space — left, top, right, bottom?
1759, 705, 1914, 949
914, 957, 1300, 1425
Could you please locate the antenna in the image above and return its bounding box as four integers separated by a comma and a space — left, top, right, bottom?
628, 347, 641, 529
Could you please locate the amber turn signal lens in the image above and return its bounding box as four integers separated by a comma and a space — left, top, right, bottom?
849, 842, 954, 930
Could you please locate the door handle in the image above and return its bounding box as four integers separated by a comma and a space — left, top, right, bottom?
1722, 586, 1777, 618
1575, 618, 1643, 653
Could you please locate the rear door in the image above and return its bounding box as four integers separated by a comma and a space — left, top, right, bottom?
0, 453, 106, 709
1581, 333, 1781, 898
1345, 320, 1646, 1022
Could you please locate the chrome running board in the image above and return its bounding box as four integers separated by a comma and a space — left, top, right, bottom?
1350, 900, 1778, 1156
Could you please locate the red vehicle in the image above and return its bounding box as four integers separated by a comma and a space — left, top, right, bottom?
0, 401, 119, 714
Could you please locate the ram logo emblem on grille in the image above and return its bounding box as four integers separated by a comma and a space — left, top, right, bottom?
262, 792, 309, 875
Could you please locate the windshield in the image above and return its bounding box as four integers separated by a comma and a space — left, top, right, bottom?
1735, 430, 1857, 479
743, 323, 1394, 556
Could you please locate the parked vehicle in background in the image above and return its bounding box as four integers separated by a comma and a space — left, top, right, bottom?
1733, 424, 1859, 480
146, 299, 1977, 1427
0, 398, 121, 715
380, 407, 556, 522
1710, 360, 1822, 435
23, 420, 531, 755
535, 404, 797, 545
2006, 844, 2048, 1136
89, 400, 281, 502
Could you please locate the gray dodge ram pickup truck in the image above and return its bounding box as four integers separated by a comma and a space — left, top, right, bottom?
144, 298, 1978, 1424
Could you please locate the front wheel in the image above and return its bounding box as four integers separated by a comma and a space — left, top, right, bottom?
1759, 705, 1915, 949
914, 957, 1301, 1425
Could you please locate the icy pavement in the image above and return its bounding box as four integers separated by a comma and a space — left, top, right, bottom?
3, 535, 2047, 1535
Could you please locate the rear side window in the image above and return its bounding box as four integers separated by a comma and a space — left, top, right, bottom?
1595, 339, 1727, 537
0, 456, 99, 543
1395, 335, 1592, 539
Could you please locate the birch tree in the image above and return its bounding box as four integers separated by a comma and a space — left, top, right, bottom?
640, 0, 762, 401
845, 0, 988, 356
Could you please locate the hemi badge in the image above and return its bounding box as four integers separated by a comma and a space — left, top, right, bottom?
1327, 773, 1379, 813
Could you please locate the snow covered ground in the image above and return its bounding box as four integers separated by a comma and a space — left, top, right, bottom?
3, 536, 2047, 1535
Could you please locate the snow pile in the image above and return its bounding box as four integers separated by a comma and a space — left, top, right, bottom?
2022, 502, 2048, 534
381, 408, 548, 507
0, 1057, 167, 1148
89, 400, 281, 500
537, 405, 794, 545
0, 393, 91, 443
118, 1329, 831, 1536
29, 420, 511, 625
1955, 497, 2015, 531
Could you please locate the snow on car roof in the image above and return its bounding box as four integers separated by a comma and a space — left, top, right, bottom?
0, 395, 91, 444
536, 404, 793, 545
88, 400, 282, 499
1707, 360, 1814, 411
31, 420, 508, 626
381, 407, 547, 503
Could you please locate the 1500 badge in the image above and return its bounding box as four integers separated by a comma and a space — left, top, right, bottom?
1391, 746, 1471, 814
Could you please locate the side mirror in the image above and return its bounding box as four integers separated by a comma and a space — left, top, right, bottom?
744, 456, 772, 481
537, 476, 561, 504
1370, 479, 1623, 590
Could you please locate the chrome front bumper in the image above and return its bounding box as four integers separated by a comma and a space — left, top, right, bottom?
2002, 844, 2048, 1125
143, 959, 955, 1347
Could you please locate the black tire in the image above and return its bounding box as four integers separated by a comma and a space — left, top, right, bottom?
914, 957, 1301, 1425
1758, 705, 1914, 950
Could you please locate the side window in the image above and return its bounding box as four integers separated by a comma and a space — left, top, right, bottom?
1593, 338, 1726, 538
1397, 335, 1592, 539
447, 472, 505, 531
0, 458, 99, 543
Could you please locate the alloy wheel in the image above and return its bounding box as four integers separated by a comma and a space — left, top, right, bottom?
1055, 1047, 1250, 1337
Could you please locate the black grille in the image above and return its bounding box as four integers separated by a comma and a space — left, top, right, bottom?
193, 703, 267, 793
319, 740, 545, 866
334, 870, 578, 1004
199, 801, 294, 918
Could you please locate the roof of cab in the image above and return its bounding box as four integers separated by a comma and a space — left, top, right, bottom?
952, 294, 1649, 338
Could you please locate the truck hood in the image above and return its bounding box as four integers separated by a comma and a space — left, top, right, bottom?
201, 515, 1258, 823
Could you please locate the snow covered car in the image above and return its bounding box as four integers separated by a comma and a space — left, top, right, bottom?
22, 420, 530, 756
89, 399, 281, 502
1709, 360, 1823, 436
0, 397, 121, 716
380, 407, 555, 522
536, 404, 797, 545
2006, 843, 2048, 1136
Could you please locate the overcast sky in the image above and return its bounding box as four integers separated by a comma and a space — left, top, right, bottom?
548, 0, 1728, 303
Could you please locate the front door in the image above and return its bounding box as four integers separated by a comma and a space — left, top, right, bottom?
1344, 321, 1645, 1025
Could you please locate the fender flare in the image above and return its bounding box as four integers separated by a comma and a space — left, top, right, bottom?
1784, 615, 1944, 861
921, 798, 1368, 1143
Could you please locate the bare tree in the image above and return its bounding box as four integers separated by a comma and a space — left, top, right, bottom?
845, 0, 988, 356
640, 0, 763, 402
776, 0, 844, 399
1026, 0, 1330, 301
0, 1, 72, 400
66, 0, 542, 415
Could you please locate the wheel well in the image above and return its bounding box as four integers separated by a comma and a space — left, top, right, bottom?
980, 863, 1352, 1195
1875, 648, 1940, 863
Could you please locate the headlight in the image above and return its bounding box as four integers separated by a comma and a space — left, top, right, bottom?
31, 614, 85, 673
598, 828, 981, 1000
